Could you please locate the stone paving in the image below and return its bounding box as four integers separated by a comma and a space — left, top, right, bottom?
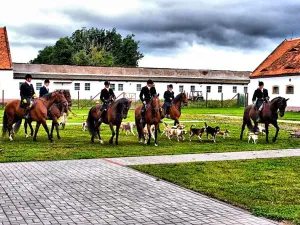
106, 149, 300, 166
0, 159, 277, 225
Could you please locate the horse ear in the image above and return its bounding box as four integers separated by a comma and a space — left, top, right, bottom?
285, 98, 289, 101
157, 93, 160, 97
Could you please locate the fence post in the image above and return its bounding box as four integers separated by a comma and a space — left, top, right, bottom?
2, 90, 4, 109
78, 91, 80, 109
206, 92, 208, 108
237, 93, 240, 107
221, 93, 223, 107
245, 93, 248, 107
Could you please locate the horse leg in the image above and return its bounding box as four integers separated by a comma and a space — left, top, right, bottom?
147, 124, 151, 145
29, 121, 34, 136
8, 117, 14, 141
272, 121, 280, 142
33, 122, 41, 142
115, 124, 120, 145
41, 120, 53, 142
154, 123, 159, 146
265, 123, 269, 143
97, 125, 103, 144
240, 120, 246, 140
24, 120, 29, 138
109, 123, 115, 145
50, 122, 55, 139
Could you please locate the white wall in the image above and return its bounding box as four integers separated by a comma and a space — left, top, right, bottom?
0, 70, 21, 100
249, 76, 297, 106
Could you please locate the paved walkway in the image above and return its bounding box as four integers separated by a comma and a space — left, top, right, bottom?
106, 149, 300, 166
0, 159, 277, 225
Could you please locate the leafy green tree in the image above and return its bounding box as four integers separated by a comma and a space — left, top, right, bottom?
29, 46, 54, 64
72, 50, 90, 66
51, 37, 74, 65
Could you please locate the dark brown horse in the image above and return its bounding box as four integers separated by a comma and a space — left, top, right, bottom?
24, 90, 72, 139
240, 97, 289, 143
2, 90, 68, 142
135, 94, 161, 146
161, 92, 188, 125
87, 98, 131, 145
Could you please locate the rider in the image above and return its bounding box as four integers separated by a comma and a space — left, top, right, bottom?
163, 84, 174, 118
252, 81, 269, 122
20, 74, 37, 120
39, 79, 50, 97
139, 79, 157, 124
98, 81, 116, 124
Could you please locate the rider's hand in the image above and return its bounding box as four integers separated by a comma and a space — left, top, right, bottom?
252, 101, 255, 105
33, 93, 37, 98
143, 101, 146, 104
23, 99, 27, 103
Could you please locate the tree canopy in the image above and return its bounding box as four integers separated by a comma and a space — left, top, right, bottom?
30, 28, 144, 67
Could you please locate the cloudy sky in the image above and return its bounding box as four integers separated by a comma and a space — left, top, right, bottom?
1, 0, 300, 71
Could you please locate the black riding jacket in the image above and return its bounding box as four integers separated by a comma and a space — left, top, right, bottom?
139, 86, 157, 103
20, 82, 35, 99
252, 88, 269, 102
164, 90, 174, 103
39, 86, 49, 97
100, 88, 116, 103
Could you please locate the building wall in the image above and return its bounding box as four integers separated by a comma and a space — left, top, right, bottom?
249, 76, 297, 107
0, 70, 20, 100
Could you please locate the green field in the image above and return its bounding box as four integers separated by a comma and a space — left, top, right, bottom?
0, 107, 299, 162
133, 157, 300, 224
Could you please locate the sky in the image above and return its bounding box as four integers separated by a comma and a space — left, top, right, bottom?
1, 0, 300, 71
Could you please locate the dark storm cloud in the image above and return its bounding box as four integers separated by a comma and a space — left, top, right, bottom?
60, 0, 300, 52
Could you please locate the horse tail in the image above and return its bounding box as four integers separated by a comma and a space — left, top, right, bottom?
13, 119, 22, 133
2, 111, 8, 137
246, 119, 254, 131
87, 107, 97, 137
243, 105, 254, 132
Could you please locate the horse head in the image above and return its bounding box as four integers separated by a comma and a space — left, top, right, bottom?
181, 91, 188, 106
117, 98, 132, 119
150, 94, 160, 116
52, 90, 68, 107
271, 97, 289, 117
63, 90, 72, 107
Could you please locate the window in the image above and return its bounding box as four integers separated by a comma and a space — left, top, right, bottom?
272, 86, 279, 94
244, 86, 248, 93
206, 86, 211, 93
118, 84, 123, 91
190, 85, 195, 92
137, 84, 142, 92
85, 83, 90, 91
233, 86, 237, 93
74, 83, 80, 91
19, 82, 23, 90
36, 83, 42, 91
286, 85, 294, 94
218, 86, 222, 93
179, 85, 184, 92
110, 83, 115, 91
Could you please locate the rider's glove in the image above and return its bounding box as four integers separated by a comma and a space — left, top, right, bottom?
143, 101, 146, 104
23, 99, 27, 103
33, 93, 37, 98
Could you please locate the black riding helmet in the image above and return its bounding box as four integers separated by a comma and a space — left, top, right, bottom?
259, 81, 264, 86
147, 79, 153, 84
104, 81, 110, 86
25, 74, 32, 80
168, 84, 173, 88
44, 79, 50, 83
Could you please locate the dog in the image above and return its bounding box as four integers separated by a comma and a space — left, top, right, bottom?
257, 126, 266, 135
82, 121, 88, 131
218, 129, 230, 139
142, 125, 156, 143
204, 122, 220, 143
189, 124, 205, 142
161, 122, 171, 137
248, 132, 258, 144
120, 122, 136, 135
168, 126, 187, 142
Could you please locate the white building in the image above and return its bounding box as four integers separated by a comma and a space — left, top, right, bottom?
1, 26, 250, 102
249, 38, 300, 110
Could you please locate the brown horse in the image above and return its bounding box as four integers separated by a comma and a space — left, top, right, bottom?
161, 92, 188, 125
240, 97, 289, 143
2, 90, 68, 142
135, 94, 161, 146
24, 90, 72, 139
87, 98, 131, 145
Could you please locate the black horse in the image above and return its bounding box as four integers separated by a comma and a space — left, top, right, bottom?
240, 97, 289, 143
87, 98, 131, 145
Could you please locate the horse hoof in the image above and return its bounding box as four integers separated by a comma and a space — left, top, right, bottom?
9, 137, 13, 141
25, 134, 29, 138
155, 144, 158, 147
99, 140, 104, 144
50, 139, 54, 143
57, 136, 61, 140
272, 138, 276, 142
33, 138, 37, 142
115, 142, 119, 145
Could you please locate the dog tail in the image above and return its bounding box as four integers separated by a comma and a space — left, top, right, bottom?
204, 121, 208, 128
163, 121, 168, 128
190, 124, 196, 129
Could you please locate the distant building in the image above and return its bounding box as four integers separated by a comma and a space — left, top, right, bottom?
1, 26, 250, 102
249, 38, 300, 110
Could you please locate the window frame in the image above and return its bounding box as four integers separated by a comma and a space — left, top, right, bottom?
206, 86, 211, 93
179, 85, 184, 93
218, 86, 222, 93
137, 84, 142, 92
118, 83, 124, 91
74, 83, 80, 91
85, 83, 90, 91
110, 83, 115, 91
286, 85, 294, 94
190, 85, 195, 92
233, 86, 237, 93
272, 85, 279, 94
36, 82, 42, 91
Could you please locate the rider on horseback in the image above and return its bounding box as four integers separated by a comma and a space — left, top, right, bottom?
98, 81, 116, 124
252, 81, 269, 122
139, 79, 157, 124
163, 84, 174, 118
39, 79, 50, 97
20, 74, 37, 120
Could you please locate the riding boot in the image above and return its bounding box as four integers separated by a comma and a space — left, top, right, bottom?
24, 108, 30, 120
256, 111, 262, 123
98, 110, 105, 124
140, 106, 145, 124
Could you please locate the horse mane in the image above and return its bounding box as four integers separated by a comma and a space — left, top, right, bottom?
113, 98, 129, 111
172, 93, 182, 103
270, 96, 284, 103
41, 93, 52, 100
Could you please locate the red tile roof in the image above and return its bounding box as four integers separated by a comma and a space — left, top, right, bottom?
0, 27, 12, 70
251, 38, 300, 78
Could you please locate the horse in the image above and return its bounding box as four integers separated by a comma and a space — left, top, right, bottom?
240, 97, 289, 143
135, 94, 161, 146
2, 90, 68, 142
161, 92, 188, 125
24, 90, 72, 139
87, 98, 131, 145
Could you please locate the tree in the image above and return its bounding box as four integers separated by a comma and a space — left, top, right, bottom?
30, 28, 144, 67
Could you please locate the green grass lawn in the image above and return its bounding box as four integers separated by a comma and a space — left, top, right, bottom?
132, 157, 300, 224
